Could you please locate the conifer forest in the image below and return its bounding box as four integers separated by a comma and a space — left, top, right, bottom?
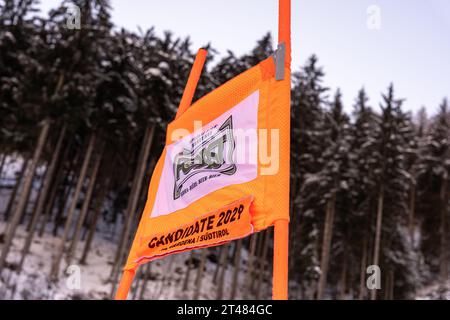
0, 0, 449, 300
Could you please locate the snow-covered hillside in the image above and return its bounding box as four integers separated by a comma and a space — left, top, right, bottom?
415, 282, 450, 300
0, 220, 272, 300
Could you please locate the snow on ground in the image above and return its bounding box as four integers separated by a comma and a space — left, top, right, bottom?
415, 282, 450, 300
0, 220, 114, 299
0, 219, 272, 300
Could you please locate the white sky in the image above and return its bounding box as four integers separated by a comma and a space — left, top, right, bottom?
38, 0, 450, 115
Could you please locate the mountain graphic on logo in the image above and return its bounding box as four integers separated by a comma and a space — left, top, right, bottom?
173, 116, 236, 200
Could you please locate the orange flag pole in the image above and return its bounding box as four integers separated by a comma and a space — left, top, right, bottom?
115, 269, 136, 300
272, 0, 291, 300
115, 48, 208, 300
176, 48, 208, 119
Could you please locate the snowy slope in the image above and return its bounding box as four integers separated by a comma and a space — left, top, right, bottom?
415, 282, 450, 300
0, 220, 271, 300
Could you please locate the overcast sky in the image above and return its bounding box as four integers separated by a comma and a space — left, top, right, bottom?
38, 0, 450, 115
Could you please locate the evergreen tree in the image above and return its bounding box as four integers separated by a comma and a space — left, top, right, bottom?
372, 85, 420, 299
417, 98, 450, 284
315, 90, 353, 299
349, 89, 380, 299
290, 55, 328, 298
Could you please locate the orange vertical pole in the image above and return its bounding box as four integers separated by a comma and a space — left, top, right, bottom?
273, 0, 291, 300
278, 0, 291, 69
115, 269, 136, 300
115, 48, 208, 301
175, 48, 208, 119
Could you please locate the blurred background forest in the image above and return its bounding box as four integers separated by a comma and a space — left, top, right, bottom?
0, 0, 449, 300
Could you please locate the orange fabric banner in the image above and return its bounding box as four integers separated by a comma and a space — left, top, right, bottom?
122, 56, 290, 272
136, 195, 254, 262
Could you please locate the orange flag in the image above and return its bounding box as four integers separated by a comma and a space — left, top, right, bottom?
116, 0, 291, 300
124, 55, 290, 271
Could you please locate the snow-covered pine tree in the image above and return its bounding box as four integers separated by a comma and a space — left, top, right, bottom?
371, 85, 420, 299
348, 89, 380, 299
314, 90, 353, 299
290, 55, 328, 299
417, 98, 450, 285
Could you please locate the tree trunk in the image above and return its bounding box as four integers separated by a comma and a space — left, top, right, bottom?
213, 246, 224, 284
251, 232, 265, 294
216, 244, 229, 300
384, 269, 394, 300
110, 127, 155, 299
358, 234, 368, 300
255, 230, 270, 300
2, 157, 28, 222
440, 178, 449, 282
243, 234, 258, 299
154, 255, 175, 299
193, 249, 207, 300
409, 173, 416, 245
51, 147, 80, 237
383, 271, 389, 300
130, 268, 142, 300
317, 192, 336, 300
0, 120, 50, 271
38, 130, 73, 237
371, 185, 385, 300
110, 125, 155, 283
138, 263, 152, 300
230, 239, 243, 299
182, 251, 194, 291
51, 159, 79, 237
25, 166, 48, 232
18, 125, 67, 271
50, 133, 96, 279
66, 144, 103, 265
339, 249, 348, 300
21, 163, 47, 227
79, 175, 111, 265
40, 171, 61, 234
0, 153, 6, 180
389, 270, 394, 300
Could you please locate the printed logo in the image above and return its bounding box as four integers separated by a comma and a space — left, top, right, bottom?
150, 91, 259, 218
173, 116, 236, 200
